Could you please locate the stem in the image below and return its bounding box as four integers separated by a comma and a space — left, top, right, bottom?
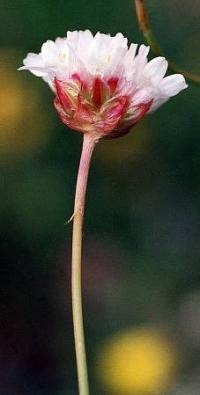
134, 0, 200, 85
72, 133, 97, 395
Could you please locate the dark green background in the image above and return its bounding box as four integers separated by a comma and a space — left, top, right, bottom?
1, 1, 200, 394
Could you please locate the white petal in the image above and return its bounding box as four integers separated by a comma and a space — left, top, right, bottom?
41, 40, 59, 65
137, 44, 150, 58
128, 43, 138, 59
21, 53, 46, 76
134, 44, 150, 83
159, 74, 188, 96
144, 57, 168, 84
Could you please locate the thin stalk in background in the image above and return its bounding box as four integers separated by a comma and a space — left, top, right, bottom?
134, 0, 200, 85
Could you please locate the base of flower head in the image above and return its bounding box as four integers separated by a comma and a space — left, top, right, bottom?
54, 77, 152, 139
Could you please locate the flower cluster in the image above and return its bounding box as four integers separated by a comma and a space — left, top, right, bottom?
20, 30, 187, 139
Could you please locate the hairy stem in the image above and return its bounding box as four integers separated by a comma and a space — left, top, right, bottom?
72, 134, 97, 395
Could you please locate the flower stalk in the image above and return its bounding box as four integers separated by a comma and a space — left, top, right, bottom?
72, 134, 97, 395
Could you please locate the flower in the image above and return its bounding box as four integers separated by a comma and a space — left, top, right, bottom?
97, 327, 178, 395
20, 30, 187, 139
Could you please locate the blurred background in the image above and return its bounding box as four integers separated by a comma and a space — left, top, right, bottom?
1, 1, 200, 394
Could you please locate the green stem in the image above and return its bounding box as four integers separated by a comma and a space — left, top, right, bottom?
134, 0, 200, 84
72, 134, 97, 395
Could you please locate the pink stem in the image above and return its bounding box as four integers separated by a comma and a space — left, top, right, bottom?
71, 134, 97, 395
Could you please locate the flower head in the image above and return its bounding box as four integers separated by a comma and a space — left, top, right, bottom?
20, 30, 187, 139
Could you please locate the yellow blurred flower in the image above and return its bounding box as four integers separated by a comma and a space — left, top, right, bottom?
0, 49, 50, 160
97, 327, 178, 395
